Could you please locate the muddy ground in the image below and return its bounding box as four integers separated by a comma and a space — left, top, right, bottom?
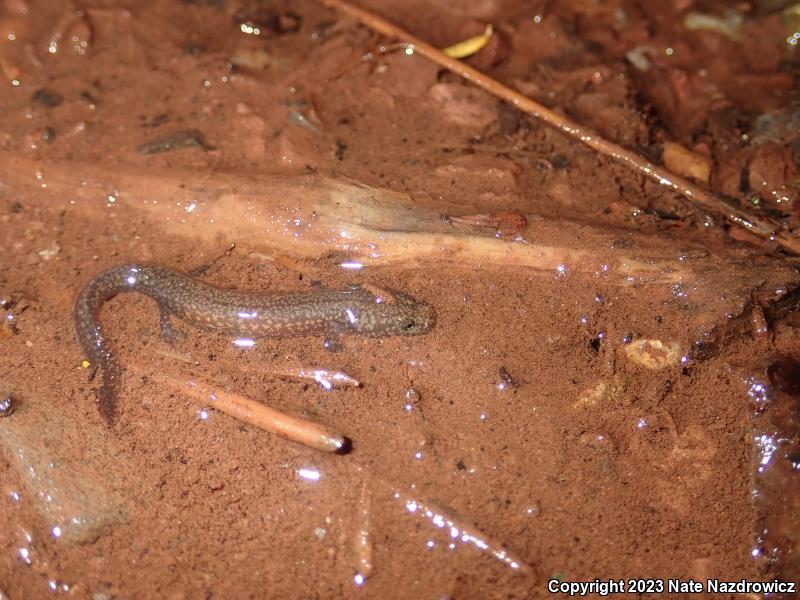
1, 0, 800, 598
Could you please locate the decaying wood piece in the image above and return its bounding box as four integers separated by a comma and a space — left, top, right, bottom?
3, 154, 795, 293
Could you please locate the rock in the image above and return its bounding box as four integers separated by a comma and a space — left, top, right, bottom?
625, 339, 681, 369
31, 88, 63, 108
374, 52, 438, 100
0, 401, 130, 544
505, 13, 575, 70
574, 375, 626, 408
747, 141, 798, 209
572, 93, 647, 146
428, 82, 497, 129
236, 114, 267, 162
276, 126, 317, 169
637, 69, 720, 139
229, 47, 272, 71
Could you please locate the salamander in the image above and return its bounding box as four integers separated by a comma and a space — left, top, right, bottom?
74, 264, 436, 422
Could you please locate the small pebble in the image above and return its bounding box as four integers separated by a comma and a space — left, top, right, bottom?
524, 503, 540, 517
499, 366, 518, 387
42, 126, 56, 143
32, 88, 63, 107
137, 129, 213, 155
551, 154, 570, 170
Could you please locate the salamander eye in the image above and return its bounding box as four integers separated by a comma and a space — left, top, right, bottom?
403, 320, 417, 330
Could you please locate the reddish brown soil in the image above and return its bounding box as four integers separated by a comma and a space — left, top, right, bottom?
1, 1, 799, 599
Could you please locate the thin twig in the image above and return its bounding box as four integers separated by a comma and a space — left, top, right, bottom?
133, 363, 351, 453
318, 0, 800, 255
153, 346, 198, 365
270, 366, 361, 389
230, 361, 362, 389
384, 484, 532, 574
153, 345, 361, 390
354, 475, 374, 581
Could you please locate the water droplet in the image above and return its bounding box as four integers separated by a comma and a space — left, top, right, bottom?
297, 468, 321, 481
579, 432, 615, 450
0, 395, 16, 417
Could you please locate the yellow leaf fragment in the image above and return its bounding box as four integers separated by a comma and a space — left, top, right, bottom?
662, 142, 711, 184
442, 24, 493, 59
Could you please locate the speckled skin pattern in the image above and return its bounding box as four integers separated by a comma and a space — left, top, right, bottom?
75, 263, 436, 422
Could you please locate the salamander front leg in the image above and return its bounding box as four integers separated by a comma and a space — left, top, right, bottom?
323, 320, 347, 352
158, 306, 185, 345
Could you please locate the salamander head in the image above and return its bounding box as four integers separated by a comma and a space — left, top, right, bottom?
349, 290, 436, 337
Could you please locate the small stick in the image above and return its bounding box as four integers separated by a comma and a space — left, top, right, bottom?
153, 348, 360, 390
189, 243, 236, 276
133, 364, 351, 453
153, 346, 198, 365
386, 486, 532, 574
354, 476, 374, 581
271, 366, 361, 389
318, 0, 800, 255
234, 363, 362, 389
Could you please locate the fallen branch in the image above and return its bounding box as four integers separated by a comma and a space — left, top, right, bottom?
5, 152, 779, 286
318, 0, 800, 255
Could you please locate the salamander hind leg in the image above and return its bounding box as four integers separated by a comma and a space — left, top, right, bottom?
158, 305, 185, 345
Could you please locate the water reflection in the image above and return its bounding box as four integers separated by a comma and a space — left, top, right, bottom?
747, 356, 800, 582
395, 492, 527, 572
297, 468, 321, 482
